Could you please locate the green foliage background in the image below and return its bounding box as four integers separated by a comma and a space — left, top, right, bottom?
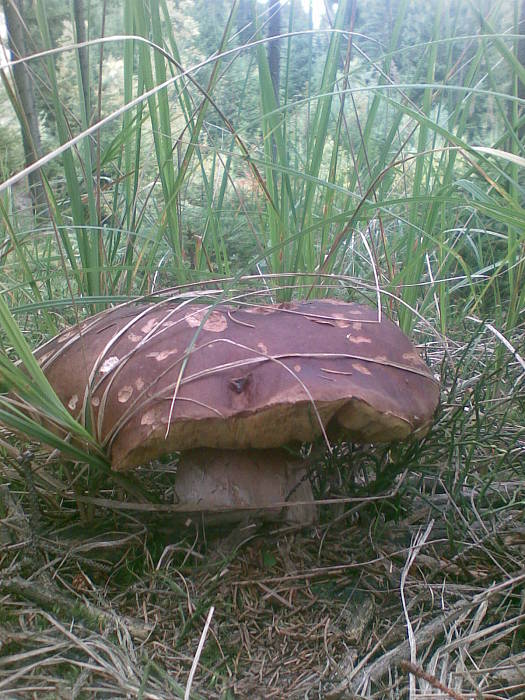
0, 0, 523, 463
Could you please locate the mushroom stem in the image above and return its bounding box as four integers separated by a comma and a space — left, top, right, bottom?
174, 448, 317, 525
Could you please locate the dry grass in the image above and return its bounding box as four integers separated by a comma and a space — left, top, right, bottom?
0, 328, 524, 699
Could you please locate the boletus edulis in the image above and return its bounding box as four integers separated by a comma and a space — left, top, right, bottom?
34, 298, 439, 525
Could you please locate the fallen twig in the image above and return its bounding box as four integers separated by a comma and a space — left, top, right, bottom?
0, 577, 154, 641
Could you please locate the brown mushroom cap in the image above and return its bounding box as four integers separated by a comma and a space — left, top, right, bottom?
35, 298, 439, 471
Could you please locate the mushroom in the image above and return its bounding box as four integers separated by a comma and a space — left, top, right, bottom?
34, 298, 439, 524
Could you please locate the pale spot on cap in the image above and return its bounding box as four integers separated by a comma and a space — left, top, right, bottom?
202, 311, 227, 332
141, 317, 159, 334
347, 334, 372, 344
99, 356, 120, 374
68, 395, 78, 410
352, 362, 372, 376
244, 305, 277, 315
135, 378, 145, 391
92, 396, 100, 407
118, 386, 133, 403
141, 409, 157, 426
333, 315, 351, 328
294, 364, 302, 373
146, 349, 178, 362
127, 332, 142, 342
185, 309, 228, 332
257, 342, 268, 354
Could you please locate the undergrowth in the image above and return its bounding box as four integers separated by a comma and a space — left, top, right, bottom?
0, 0, 524, 697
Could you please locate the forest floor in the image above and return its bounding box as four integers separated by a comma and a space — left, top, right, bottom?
0, 329, 524, 699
